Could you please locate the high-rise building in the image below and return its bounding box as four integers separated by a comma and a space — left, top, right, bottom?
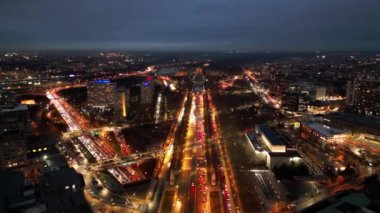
140, 77, 155, 105
345, 80, 354, 106
114, 87, 130, 121
0, 104, 28, 168
281, 92, 309, 113
87, 80, 117, 110
0, 88, 17, 106
281, 92, 299, 112
346, 79, 380, 117
192, 68, 206, 92
314, 86, 327, 100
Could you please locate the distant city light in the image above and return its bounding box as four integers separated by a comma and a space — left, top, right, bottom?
20, 99, 36, 105
143, 81, 150, 87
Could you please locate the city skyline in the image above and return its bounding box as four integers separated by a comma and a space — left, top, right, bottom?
1, 1, 380, 213
1, 50, 380, 213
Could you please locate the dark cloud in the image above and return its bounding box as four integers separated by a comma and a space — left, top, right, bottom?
1, 0, 379, 51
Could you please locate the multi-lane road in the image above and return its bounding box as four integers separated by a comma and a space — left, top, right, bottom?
46, 68, 156, 211
174, 93, 211, 213
158, 79, 242, 213
47, 67, 244, 213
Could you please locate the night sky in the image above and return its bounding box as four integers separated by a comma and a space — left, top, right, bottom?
1, 0, 380, 51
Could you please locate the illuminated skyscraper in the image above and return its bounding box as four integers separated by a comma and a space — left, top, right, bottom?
140, 77, 155, 105
87, 80, 117, 111
114, 87, 130, 121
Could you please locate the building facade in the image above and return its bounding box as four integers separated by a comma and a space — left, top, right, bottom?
87, 80, 117, 110
0, 104, 28, 168
300, 122, 349, 144
281, 92, 309, 113
314, 86, 327, 100
248, 124, 302, 169
114, 87, 130, 121
38, 167, 90, 213
346, 79, 380, 118
0, 88, 17, 106
140, 77, 155, 105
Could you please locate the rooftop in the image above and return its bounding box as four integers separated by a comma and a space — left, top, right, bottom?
256, 124, 285, 146
356, 79, 380, 83
302, 190, 371, 213
39, 167, 84, 189
268, 150, 300, 158
0, 104, 28, 113
327, 112, 380, 134
115, 76, 147, 86
302, 122, 345, 137
247, 132, 264, 151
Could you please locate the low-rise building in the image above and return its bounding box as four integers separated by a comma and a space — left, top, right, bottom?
246, 124, 302, 169
300, 122, 349, 143
255, 124, 286, 153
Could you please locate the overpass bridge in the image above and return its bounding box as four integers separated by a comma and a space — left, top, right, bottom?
79, 132, 238, 172
62, 125, 130, 140
79, 149, 165, 172
61, 119, 173, 141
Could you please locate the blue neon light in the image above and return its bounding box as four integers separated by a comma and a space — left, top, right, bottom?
95, 79, 111, 84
